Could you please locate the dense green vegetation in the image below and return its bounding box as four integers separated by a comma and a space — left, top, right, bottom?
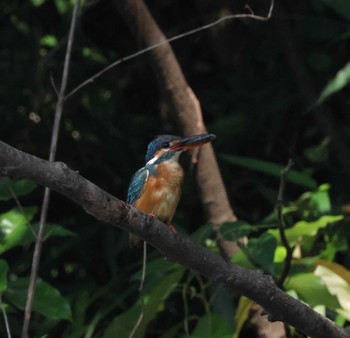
1, 0, 350, 337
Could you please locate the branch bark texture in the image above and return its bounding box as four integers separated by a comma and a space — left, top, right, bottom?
114, 0, 236, 226
0, 140, 348, 338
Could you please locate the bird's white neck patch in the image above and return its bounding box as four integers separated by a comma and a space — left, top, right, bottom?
146, 150, 182, 165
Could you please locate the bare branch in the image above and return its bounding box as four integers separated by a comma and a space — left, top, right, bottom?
65, 0, 274, 99
21, 1, 81, 337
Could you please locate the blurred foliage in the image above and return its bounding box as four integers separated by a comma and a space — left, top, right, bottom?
1, 0, 350, 337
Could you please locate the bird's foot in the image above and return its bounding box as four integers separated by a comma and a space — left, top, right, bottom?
149, 211, 157, 218
169, 224, 177, 234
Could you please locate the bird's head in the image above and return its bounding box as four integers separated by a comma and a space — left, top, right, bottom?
145, 133, 216, 165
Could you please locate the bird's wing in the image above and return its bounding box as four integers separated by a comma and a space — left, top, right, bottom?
127, 167, 150, 205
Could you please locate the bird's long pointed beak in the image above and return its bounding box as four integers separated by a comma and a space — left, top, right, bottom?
170, 133, 216, 152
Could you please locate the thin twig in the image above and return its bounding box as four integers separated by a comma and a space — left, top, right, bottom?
65, 0, 274, 99
128, 241, 147, 338
276, 159, 294, 288
0, 294, 12, 338
21, 1, 80, 337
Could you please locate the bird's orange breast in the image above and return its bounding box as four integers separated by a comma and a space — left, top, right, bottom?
134, 162, 184, 224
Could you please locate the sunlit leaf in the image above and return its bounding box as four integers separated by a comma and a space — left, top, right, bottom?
0, 259, 9, 292
5, 277, 72, 321
269, 215, 343, 248
274, 245, 287, 263
285, 272, 340, 308
315, 265, 350, 320
316, 260, 350, 284
0, 178, 37, 201
220, 154, 317, 189
0, 207, 37, 254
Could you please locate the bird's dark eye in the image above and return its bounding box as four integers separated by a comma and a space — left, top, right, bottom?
162, 142, 170, 148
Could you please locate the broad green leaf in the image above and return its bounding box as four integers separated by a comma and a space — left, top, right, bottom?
231, 250, 255, 270
190, 223, 213, 244
0, 207, 37, 254
269, 215, 343, 248
0, 178, 37, 201
285, 272, 340, 309
297, 184, 332, 218
102, 269, 184, 338
5, 277, 72, 321
0, 259, 9, 292
220, 221, 257, 241
220, 154, 317, 189
313, 61, 350, 107
233, 296, 254, 338
315, 265, 350, 320
191, 313, 232, 338
246, 233, 277, 274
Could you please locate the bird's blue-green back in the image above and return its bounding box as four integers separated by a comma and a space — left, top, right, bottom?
127, 167, 149, 205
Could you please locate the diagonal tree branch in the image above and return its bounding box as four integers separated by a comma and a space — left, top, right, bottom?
0, 140, 348, 338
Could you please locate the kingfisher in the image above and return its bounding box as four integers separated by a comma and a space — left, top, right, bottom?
127, 133, 216, 246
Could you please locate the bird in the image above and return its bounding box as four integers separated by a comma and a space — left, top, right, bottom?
127, 133, 216, 246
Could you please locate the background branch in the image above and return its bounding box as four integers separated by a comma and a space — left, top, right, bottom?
21, 1, 80, 337
113, 0, 238, 229
0, 141, 348, 338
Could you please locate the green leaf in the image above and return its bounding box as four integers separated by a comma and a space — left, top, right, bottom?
0, 207, 37, 254
220, 154, 317, 189
102, 269, 184, 338
246, 233, 277, 274
231, 250, 255, 270
190, 223, 213, 244
5, 277, 72, 321
269, 215, 344, 248
220, 221, 257, 241
313, 61, 350, 107
285, 272, 340, 309
315, 265, 350, 321
0, 178, 37, 201
191, 313, 232, 338
0, 259, 9, 292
